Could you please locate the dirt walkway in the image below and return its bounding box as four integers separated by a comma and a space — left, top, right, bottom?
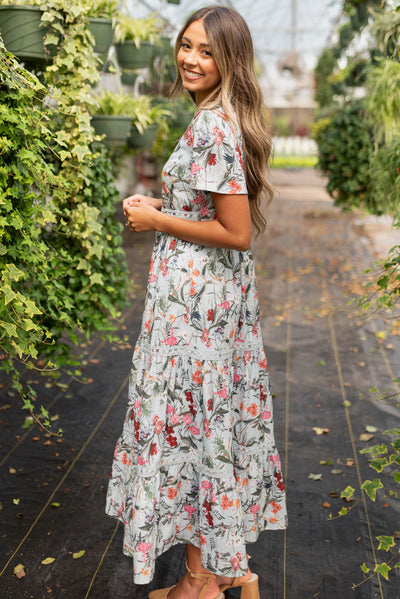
1, 169, 399, 599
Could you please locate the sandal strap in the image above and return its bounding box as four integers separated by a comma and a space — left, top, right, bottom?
185, 561, 216, 599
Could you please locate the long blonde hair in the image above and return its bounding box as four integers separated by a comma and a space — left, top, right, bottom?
171, 5, 273, 235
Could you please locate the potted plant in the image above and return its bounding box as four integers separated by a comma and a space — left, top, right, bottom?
0, 0, 116, 64
91, 91, 137, 146
127, 95, 172, 151
85, 0, 118, 59
0, 0, 51, 63
114, 13, 161, 70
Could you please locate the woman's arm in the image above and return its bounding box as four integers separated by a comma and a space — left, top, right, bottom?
125, 192, 252, 251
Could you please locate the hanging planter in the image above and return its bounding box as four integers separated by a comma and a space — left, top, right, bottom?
120, 70, 139, 86
87, 17, 114, 61
127, 124, 159, 150
0, 5, 49, 63
91, 115, 132, 146
115, 40, 153, 70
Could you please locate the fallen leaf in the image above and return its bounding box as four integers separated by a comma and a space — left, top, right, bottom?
342, 400, 352, 407
322, 501, 331, 509
13, 498, 20, 505
9, 467, 16, 474
316, 360, 326, 366
319, 460, 334, 466
50, 414, 59, 422
51, 502, 60, 508
330, 469, 343, 475
357, 361, 366, 367
313, 427, 330, 436
359, 433, 374, 442
32, 437, 40, 442
14, 564, 25, 579
41, 557, 55, 565
72, 550, 85, 559
329, 491, 339, 498
309, 473, 322, 481
346, 460, 355, 467
365, 425, 377, 433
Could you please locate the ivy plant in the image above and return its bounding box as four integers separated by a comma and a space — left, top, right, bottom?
0, 1, 128, 430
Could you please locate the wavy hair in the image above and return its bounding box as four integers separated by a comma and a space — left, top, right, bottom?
171, 5, 273, 235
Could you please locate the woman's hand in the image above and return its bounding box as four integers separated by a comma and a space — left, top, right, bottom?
122, 194, 162, 216
125, 201, 159, 232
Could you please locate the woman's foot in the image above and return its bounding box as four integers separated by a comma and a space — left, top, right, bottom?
215, 567, 252, 589
167, 566, 221, 599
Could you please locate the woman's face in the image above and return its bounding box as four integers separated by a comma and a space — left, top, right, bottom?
177, 19, 221, 105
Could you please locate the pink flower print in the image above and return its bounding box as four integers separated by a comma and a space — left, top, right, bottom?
243, 350, 251, 364
269, 454, 280, 466
200, 206, 210, 217
153, 415, 164, 434
164, 327, 177, 346
134, 398, 141, 410
184, 127, 193, 146
184, 505, 197, 517
208, 153, 217, 165
261, 409, 271, 420
169, 238, 176, 250
230, 555, 240, 571
233, 370, 240, 383
138, 542, 152, 559
200, 328, 211, 347
250, 504, 260, 520
190, 163, 201, 180
182, 413, 192, 426
194, 191, 205, 204
203, 419, 211, 438
201, 480, 212, 491
118, 504, 124, 518
189, 425, 200, 435
160, 258, 168, 276
218, 300, 230, 310
149, 273, 156, 283
166, 404, 174, 414
137, 456, 145, 466
170, 410, 180, 424
216, 383, 227, 399
210, 490, 217, 503
213, 126, 225, 146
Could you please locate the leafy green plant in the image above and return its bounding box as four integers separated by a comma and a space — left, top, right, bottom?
371, 6, 400, 58
93, 92, 172, 133
0, 1, 128, 430
114, 13, 162, 46
366, 59, 400, 144
311, 100, 374, 211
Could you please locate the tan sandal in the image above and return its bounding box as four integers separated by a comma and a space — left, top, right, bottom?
148, 561, 225, 599
219, 572, 260, 599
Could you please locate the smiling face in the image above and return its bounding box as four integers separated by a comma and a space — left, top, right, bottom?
177, 19, 221, 105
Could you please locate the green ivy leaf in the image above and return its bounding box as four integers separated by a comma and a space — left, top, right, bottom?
374, 562, 391, 580
361, 478, 384, 501
360, 562, 370, 574
376, 536, 395, 552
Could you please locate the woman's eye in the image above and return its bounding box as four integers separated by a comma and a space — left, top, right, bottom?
181, 42, 190, 49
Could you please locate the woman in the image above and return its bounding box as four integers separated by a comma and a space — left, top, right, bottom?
106, 6, 287, 599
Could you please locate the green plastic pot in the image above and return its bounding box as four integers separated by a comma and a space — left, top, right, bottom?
127, 124, 159, 150
0, 5, 49, 62
88, 17, 114, 59
91, 115, 132, 146
115, 40, 153, 69
120, 70, 139, 86
173, 110, 193, 129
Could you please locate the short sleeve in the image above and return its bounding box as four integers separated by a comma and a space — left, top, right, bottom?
189, 109, 248, 195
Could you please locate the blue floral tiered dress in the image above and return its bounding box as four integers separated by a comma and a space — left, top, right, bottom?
106, 107, 287, 584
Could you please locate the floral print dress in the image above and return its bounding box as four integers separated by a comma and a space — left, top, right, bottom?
106, 108, 287, 584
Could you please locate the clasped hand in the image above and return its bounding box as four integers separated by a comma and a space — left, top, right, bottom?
123, 194, 160, 232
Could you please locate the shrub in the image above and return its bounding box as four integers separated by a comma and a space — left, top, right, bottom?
312, 100, 374, 211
